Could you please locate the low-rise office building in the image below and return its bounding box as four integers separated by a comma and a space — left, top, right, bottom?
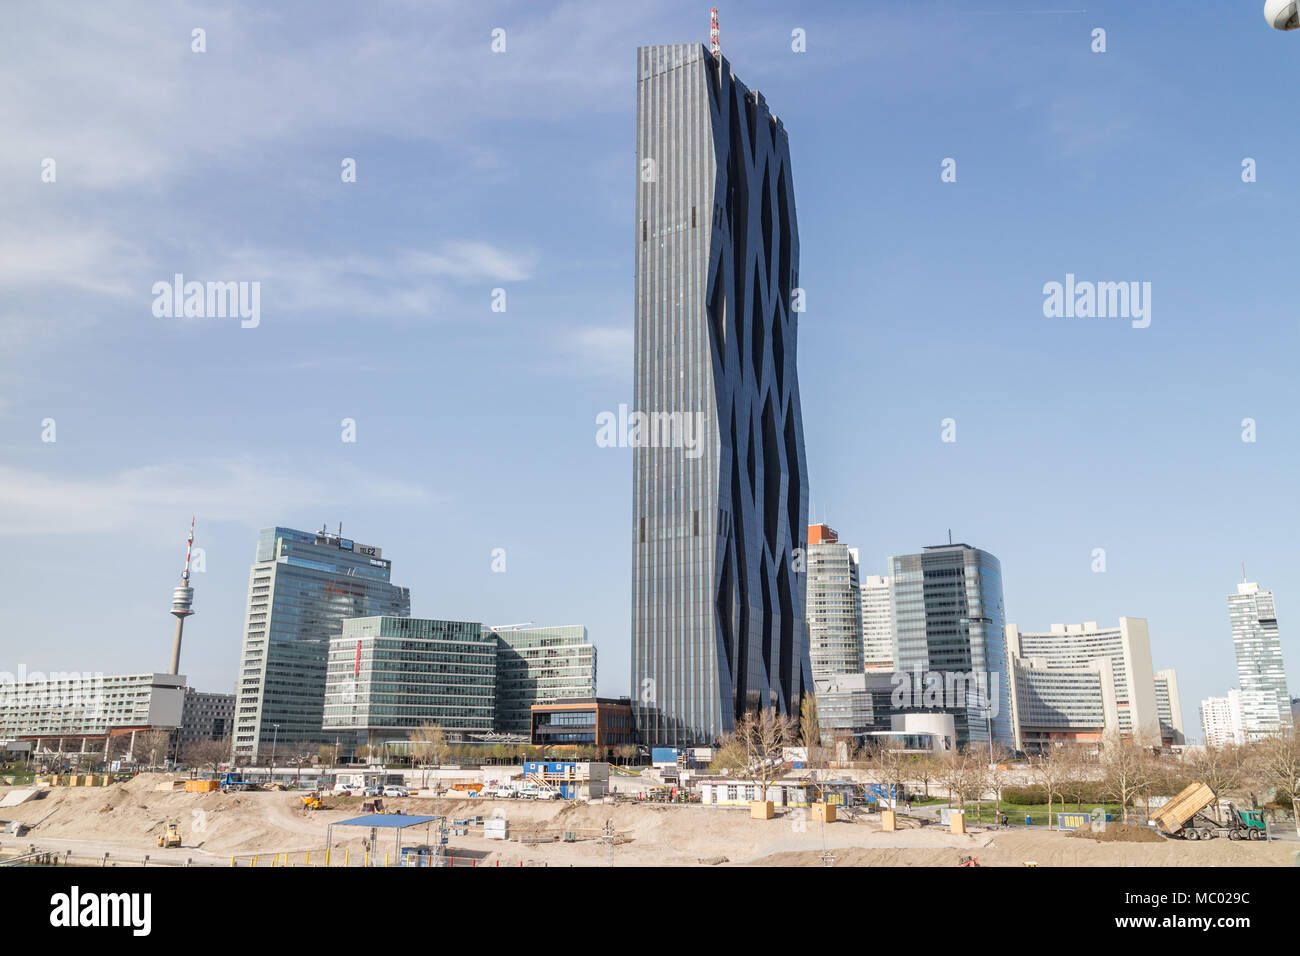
491, 625, 596, 736
323, 616, 496, 752
179, 688, 236, 749
529, 697, 634, 757
0, 671, 185, 757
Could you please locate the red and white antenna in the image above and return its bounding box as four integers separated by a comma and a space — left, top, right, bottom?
710, 7, 720, 57
181, 515, 195, 583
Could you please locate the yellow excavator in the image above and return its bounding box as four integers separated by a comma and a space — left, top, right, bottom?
157, 822, 182, 848
301, 792, 325, 811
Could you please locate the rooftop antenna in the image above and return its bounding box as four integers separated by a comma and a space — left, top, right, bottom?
710, 7, 720, 57
948, 529, 953, 545
1242, 562, 1247, 583
169, 517, 197, 675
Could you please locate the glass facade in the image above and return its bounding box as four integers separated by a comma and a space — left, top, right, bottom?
321, 616, 494, 747
232, 527, 410, 757
890, 544, 1012, 747
632, 44, 811, 746
491, 625, 596, 736
1228, 582, 1292, 736
807, 533, 862, 678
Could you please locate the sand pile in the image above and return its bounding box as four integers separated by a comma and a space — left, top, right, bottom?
1068, 822, 1164, 843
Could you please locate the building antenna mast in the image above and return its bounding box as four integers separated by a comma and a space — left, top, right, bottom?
710, 7, 720, 57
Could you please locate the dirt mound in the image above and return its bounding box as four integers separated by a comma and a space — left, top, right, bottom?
1068, 822, 1164, 843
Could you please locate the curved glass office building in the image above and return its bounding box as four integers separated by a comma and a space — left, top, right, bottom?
631, 44, 811, 746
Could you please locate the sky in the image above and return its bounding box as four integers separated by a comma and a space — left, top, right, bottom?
1, 1, 1298, 742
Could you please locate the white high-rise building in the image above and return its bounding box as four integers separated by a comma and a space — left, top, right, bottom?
1006, 619, 1161, 746
1200, 690, 1246, 748
1153, 668, 1184, 746
858, 572, 894, 672
807, 525, 862, 679
1228, 581, 1292, 737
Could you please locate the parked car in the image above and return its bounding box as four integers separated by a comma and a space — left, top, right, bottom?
362, 786, 383, 797
383, 785, 410, 798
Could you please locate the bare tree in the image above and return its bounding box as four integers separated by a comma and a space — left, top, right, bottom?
410, 722, 446, 788
799, 694, 823, 768
184, 738, 230, 776
136, 730, 172, 769
912, 753, 938, 799
1100, 733, 1153, 825
1027, 749, 1067, 827
1189, 743, 1245, 822
711, 709, 797, 807
1250, 731, 1300, 836
987, 747, 1013, 824
864, 739, 908, 810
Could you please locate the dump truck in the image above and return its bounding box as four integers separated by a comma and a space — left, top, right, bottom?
219, 772, 258, 793
157, 822, 182, 848
1151, 782, 1267, 840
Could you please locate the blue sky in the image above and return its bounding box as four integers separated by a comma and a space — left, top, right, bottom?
2, 1, 1298, 741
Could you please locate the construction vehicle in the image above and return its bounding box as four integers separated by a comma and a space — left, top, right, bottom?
1151, 782, 1268, 841
300, 793, 324, 811
157, 822, 182, 848
219, 772, 258, 794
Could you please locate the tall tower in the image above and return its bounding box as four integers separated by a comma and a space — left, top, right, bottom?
890, 543, 1013, 747
168, 517, 196, 675
631, 30, 811, 746
1229, 581, 1292, 736
230, 526, 410, 758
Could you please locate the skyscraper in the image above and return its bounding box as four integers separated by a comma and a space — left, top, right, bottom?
890, 543, 1012, 747
1228, 581, 1292, 737
807, 524, 862, 678
631, 40, 811, 746
231, 527, 410, 759
1153, 668, 1184, 746
858, 572, 895, 672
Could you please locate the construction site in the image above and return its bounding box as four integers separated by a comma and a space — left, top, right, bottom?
0, 772, 1293, 868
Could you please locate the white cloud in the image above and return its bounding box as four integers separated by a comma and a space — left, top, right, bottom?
0, 458, 432, 536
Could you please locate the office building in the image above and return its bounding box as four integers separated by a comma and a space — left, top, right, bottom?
858, 572, 895, 672
1008, 656, 1117, 753
1201, 690, 1246, 748
1153, 668, 1185, 746
1228, 581, 1292, 737
178, 688, 236, 749
0, 672, 185, 757
322, 617, 496, 751
529, 698, 636, 757
812, 673, 873, 742
890, 544, 1012, 747
1006, 619, 1160, 746
231, 527, 411, 758
492, 625, 596, 736
806, 524, 862, 678
631, 40, 811, 746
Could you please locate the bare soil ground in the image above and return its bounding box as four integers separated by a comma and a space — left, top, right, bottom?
0, 776, 1293, 867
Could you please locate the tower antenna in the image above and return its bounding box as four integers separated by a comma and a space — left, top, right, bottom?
169, 517, 197, 675
710, 7, 720, 57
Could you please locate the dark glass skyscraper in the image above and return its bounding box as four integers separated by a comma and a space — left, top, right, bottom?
232, 527, 410, 758
890, 544, 1013, 748
631, 43, 811, 746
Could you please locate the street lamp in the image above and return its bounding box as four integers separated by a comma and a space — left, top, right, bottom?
269, 724, 279, 786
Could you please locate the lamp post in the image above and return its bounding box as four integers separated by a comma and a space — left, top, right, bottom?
269, 724, 279, 786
